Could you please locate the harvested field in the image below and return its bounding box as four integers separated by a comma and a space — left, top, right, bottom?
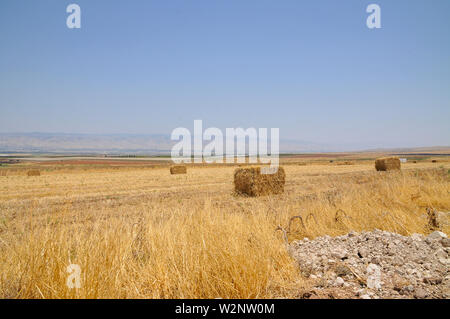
30, 159, 171, 167
0, 160, 449, 298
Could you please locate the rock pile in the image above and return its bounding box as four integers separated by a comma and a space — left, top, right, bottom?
290, 229, 449, 299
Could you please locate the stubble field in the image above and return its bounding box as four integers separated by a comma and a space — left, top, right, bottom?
0, 159, 449, 298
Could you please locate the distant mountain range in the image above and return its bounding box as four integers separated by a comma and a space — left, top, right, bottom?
0, 133, 173, 154
0, 133, 448, 155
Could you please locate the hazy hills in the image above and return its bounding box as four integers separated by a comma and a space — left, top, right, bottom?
0, 133, 448, 155
0, 133, 174, 154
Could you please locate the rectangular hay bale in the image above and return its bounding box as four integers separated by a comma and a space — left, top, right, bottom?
27, 169, 41, 176
375, 157, 401, 171
234, 166, 285, 196
337, 161, 354, 165
170, 165, 187, 174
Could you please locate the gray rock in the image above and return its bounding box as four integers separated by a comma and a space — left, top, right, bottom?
401, 285, 414, 294
331, 248, 348, 259
438, 258, 449, 266
423, 276, 442, 285
427, 231, 447, 241
440, 238, 450, 248
358, 248, 369, 258
414, 288, 428, 299
370, 256, 381, 264
366, 264, 382, 289
435, 248, 447, 259
411, 233, 424, 241
334, 277, 345, 287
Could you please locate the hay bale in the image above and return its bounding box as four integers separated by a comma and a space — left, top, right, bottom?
375, 157, 401, 171
170, 165, 186, 174
27, 169, 41, 176
337, 161, 354, 166
234, 166, 285, 196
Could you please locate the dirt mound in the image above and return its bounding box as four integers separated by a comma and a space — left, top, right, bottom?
290, 229, 449, 299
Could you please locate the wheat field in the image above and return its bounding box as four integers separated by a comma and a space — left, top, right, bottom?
0, 160, 449, 298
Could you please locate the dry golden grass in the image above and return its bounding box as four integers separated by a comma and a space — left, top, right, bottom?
0, 161, 449, 298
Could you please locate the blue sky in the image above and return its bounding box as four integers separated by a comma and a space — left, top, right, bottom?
1, 0, 449, 149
